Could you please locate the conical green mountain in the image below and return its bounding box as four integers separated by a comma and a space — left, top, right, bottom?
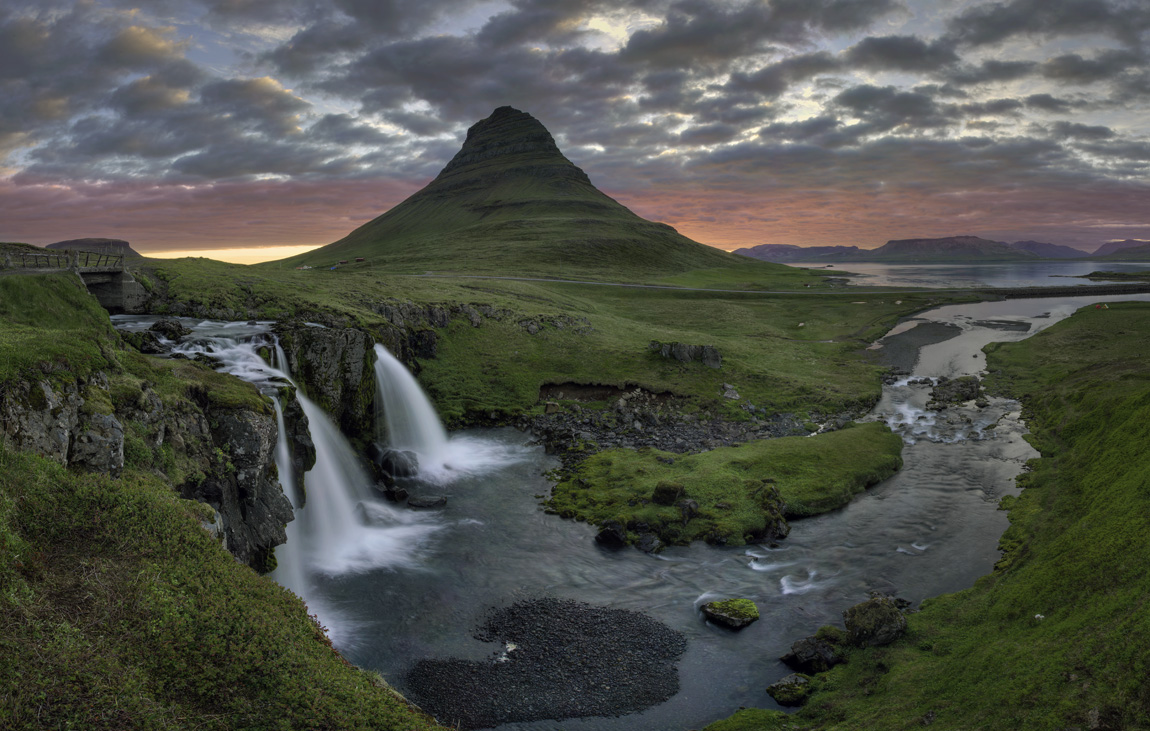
275, 106, 780, 280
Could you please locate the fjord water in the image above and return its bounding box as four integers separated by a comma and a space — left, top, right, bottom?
111, 292, 1150, 730
791, 259, 1150, 288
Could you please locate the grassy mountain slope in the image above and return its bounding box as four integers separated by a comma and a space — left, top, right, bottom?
706, 302, 1150, 731
270, 107, 804, 286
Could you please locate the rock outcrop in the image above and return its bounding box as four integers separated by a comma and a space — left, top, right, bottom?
649, 341, 722, 369
0, 368, 293, 572
843, 595, 909, 647
275, 323, 375, 438
701, 598, 760, 630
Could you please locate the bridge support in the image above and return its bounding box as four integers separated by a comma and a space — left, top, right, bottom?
79, 270, 148, 314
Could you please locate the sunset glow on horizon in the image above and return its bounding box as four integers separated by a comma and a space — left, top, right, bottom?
3, 0, 1149, 255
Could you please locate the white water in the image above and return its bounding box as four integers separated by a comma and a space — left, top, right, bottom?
373, 343, 518, 484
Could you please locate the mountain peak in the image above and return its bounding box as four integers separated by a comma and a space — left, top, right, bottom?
438, 106, 580, 180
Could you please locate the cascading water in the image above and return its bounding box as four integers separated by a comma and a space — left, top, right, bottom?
372, 343, 520, 483
373, 343, 448, 456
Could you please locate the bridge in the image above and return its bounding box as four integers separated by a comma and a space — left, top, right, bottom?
1, 250, 148, 313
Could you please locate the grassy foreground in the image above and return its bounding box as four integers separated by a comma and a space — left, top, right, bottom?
547, 422, 903, 546
0, 447, 442, 731
705, 302, 1150, 730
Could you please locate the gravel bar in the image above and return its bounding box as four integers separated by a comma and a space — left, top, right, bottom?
404, 598, 687, 729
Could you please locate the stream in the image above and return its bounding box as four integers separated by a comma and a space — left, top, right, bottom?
110, 290, 1150, 731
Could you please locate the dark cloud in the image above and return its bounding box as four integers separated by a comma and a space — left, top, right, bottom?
1048, 121, 1116, 140
1023, 93, 1088, 113
833, 84, 954, 134
946, 0, 1150, 48
960, 97, 1026, 117
844, 35, 959, 72
944, 59, 1038, 85
725, 52, 841, 98
621, 0, 900, 69
308, 114, 393, 147
1041, 49, 1143, 83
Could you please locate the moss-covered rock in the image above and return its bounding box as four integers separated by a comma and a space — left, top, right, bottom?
766, 673, 812, 706
843, 595, 907, 647
702, 598, 760, 629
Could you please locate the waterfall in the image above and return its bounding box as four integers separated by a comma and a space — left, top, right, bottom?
373, 343, 449, 458
270, 397, 307, 597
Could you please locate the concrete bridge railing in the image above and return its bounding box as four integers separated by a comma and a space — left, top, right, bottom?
1, 250, 124, 272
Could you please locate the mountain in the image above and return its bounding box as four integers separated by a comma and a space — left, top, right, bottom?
733, 244, 862, 262
1006, 240, 1087, 259
863, 236, 1039, 262
1093, 239, 1150, 258
276, 107, 770, 280
46, 238, 142, 258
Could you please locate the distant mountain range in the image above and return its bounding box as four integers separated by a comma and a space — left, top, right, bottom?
735, 236, 1150, 263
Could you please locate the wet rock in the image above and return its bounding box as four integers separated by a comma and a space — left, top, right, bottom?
594, 519, 628, 548
843, 595, 908, 647
766, 673, 812, 706
701, 598, 760, 630
781, 634, 846, 674
636, 533, 663, 553
149, 319, 192, 340
374, 447, 419, 479
928, 375, 982, 409
275, 323, 374, 437
407, 495, 447, 508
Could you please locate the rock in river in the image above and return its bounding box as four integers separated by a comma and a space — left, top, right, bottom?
701, 598, 760, 630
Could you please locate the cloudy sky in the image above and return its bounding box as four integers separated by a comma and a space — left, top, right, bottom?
2, 0, 1149, 261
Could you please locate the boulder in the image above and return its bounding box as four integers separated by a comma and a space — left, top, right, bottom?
781, 635, 845, 674
701, 598, 759, 630
766, 673, 812, 706
149, 319, 192, 340
374, 447, 420, 478
594, 520, 628, 548
843, 595, 908, 647
121, 330, 167, 354
69, 412, 125, 475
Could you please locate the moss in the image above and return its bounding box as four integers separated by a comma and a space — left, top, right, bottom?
711, 598, 759, 621
546, 423, 903, 547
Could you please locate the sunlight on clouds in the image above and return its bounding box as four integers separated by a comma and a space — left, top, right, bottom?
143, 244, 322, 265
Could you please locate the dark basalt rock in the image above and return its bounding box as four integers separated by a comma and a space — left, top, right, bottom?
843, 595, 908, 647
636, 533, 663, 553
372, 446, 420, 479
594, 520, 628, 548
781, 635, 846, 674
149, 319, 192, 340
121, 329, 166, 354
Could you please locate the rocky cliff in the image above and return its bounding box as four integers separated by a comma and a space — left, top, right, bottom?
0, 359, 295, 572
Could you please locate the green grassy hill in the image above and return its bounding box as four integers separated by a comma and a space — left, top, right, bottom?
270, 107, 805, 287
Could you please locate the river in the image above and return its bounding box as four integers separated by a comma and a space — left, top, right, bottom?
109, 289, 1150, 731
